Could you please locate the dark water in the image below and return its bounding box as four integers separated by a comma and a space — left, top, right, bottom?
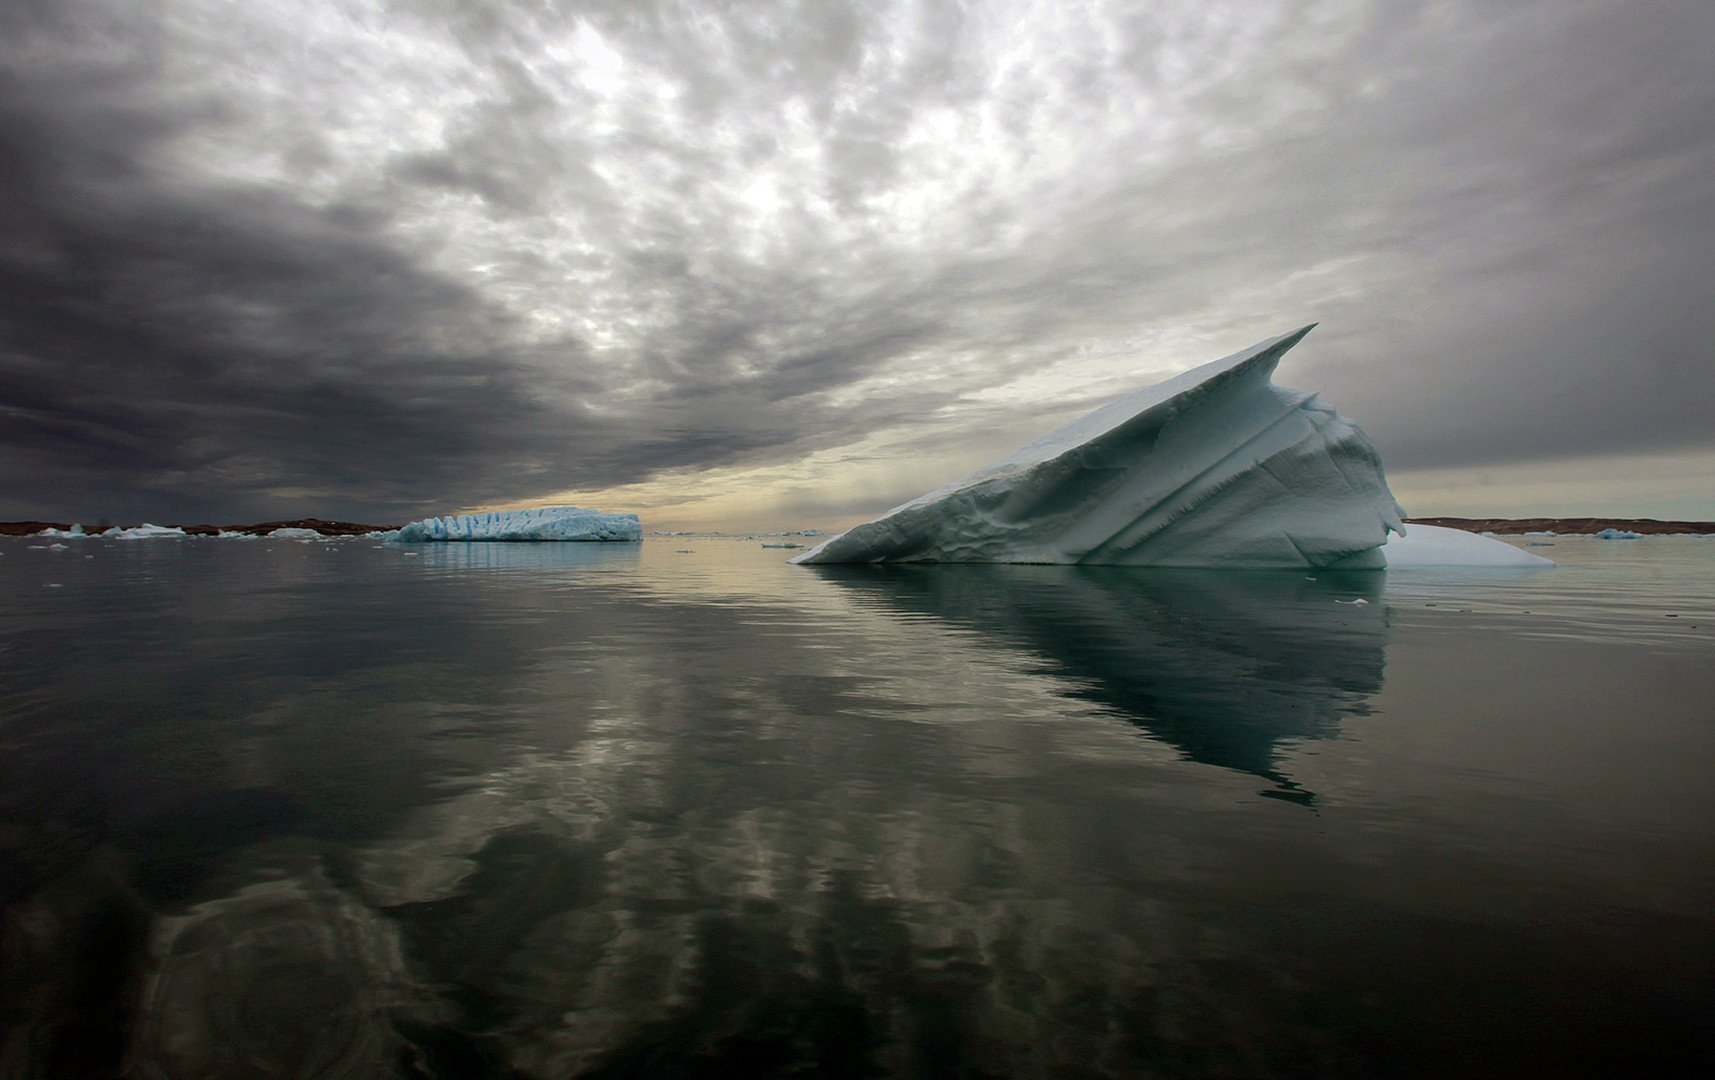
2, 534, 1713, 1078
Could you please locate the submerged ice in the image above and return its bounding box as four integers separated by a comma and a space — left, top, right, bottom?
796, 326, 1409, 569
1381, 524, 1553, 568
393, 506, 641, 543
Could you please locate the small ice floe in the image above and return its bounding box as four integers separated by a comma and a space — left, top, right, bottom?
1592, 528, 1642, 539
1335, 598, 1369, 606
44, 583, 63, 588
266, 527, 323, 539
761, 542, 802, 549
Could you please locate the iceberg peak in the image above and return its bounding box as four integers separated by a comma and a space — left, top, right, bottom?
794, 326, 1407, 568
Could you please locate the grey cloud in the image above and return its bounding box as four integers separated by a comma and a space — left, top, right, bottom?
387, 57, 571, 216
869, 0, 1715, 474
0, 61, 588, 519
0, 2, 945, 521
3, 0, 1713, 524
1258, 0, 1715, 471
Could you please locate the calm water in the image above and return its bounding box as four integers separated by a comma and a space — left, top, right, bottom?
2, 534, 1713, 1078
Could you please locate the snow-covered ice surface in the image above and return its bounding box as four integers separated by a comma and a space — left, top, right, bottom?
108, 524, 188, 539
795, 326, 1407, 568
1377, 524, 1554, 568
392, 506, 641, 543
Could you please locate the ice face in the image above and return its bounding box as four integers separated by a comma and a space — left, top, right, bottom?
391, 506, 641, 543
794, 326, 1408, 568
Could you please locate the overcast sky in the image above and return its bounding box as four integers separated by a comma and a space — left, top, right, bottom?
3, 0, 1712, 528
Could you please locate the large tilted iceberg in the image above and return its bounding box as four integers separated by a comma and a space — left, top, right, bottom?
392, 506, 640, 543
795, 326, 1400, 568
793, 326, 1546, 569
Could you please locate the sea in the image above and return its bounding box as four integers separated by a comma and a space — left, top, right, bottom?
2, 533, 1713, 1078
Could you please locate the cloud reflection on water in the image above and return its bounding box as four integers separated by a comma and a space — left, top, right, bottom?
6, 541, 1398, 1078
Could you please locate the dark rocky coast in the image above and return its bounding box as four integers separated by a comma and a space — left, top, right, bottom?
1406, 517, 1715, 535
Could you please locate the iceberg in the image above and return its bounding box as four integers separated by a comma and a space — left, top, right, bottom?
109, 524, 188, 539
391, 506, 641, 543
794, 326, 1407, 568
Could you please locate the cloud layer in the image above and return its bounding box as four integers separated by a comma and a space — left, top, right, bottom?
3, 0, 1712, 524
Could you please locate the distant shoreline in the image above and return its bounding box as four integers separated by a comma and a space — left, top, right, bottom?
0, 518, 399, 537
5, 516, 1713, 538
1404, 517, 1715, 535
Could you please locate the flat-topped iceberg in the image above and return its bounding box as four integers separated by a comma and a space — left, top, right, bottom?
109, 524, 189, 539
392, 506, 641, 543
795, 326, 1409, 568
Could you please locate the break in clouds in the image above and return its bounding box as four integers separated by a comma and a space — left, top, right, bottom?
2, 0, 1712, 524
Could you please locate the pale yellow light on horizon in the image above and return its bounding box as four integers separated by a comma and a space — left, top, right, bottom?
457, 438, 1715, 536
1391, 448, 1715, 522
458, 442, 1715, 536
462, 444, 966, 535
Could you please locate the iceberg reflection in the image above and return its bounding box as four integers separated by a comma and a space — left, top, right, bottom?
813, 564, 1389, 799
405, 539, 641, 574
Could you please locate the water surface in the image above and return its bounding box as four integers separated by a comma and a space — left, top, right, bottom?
2, 534, 1712, 1077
